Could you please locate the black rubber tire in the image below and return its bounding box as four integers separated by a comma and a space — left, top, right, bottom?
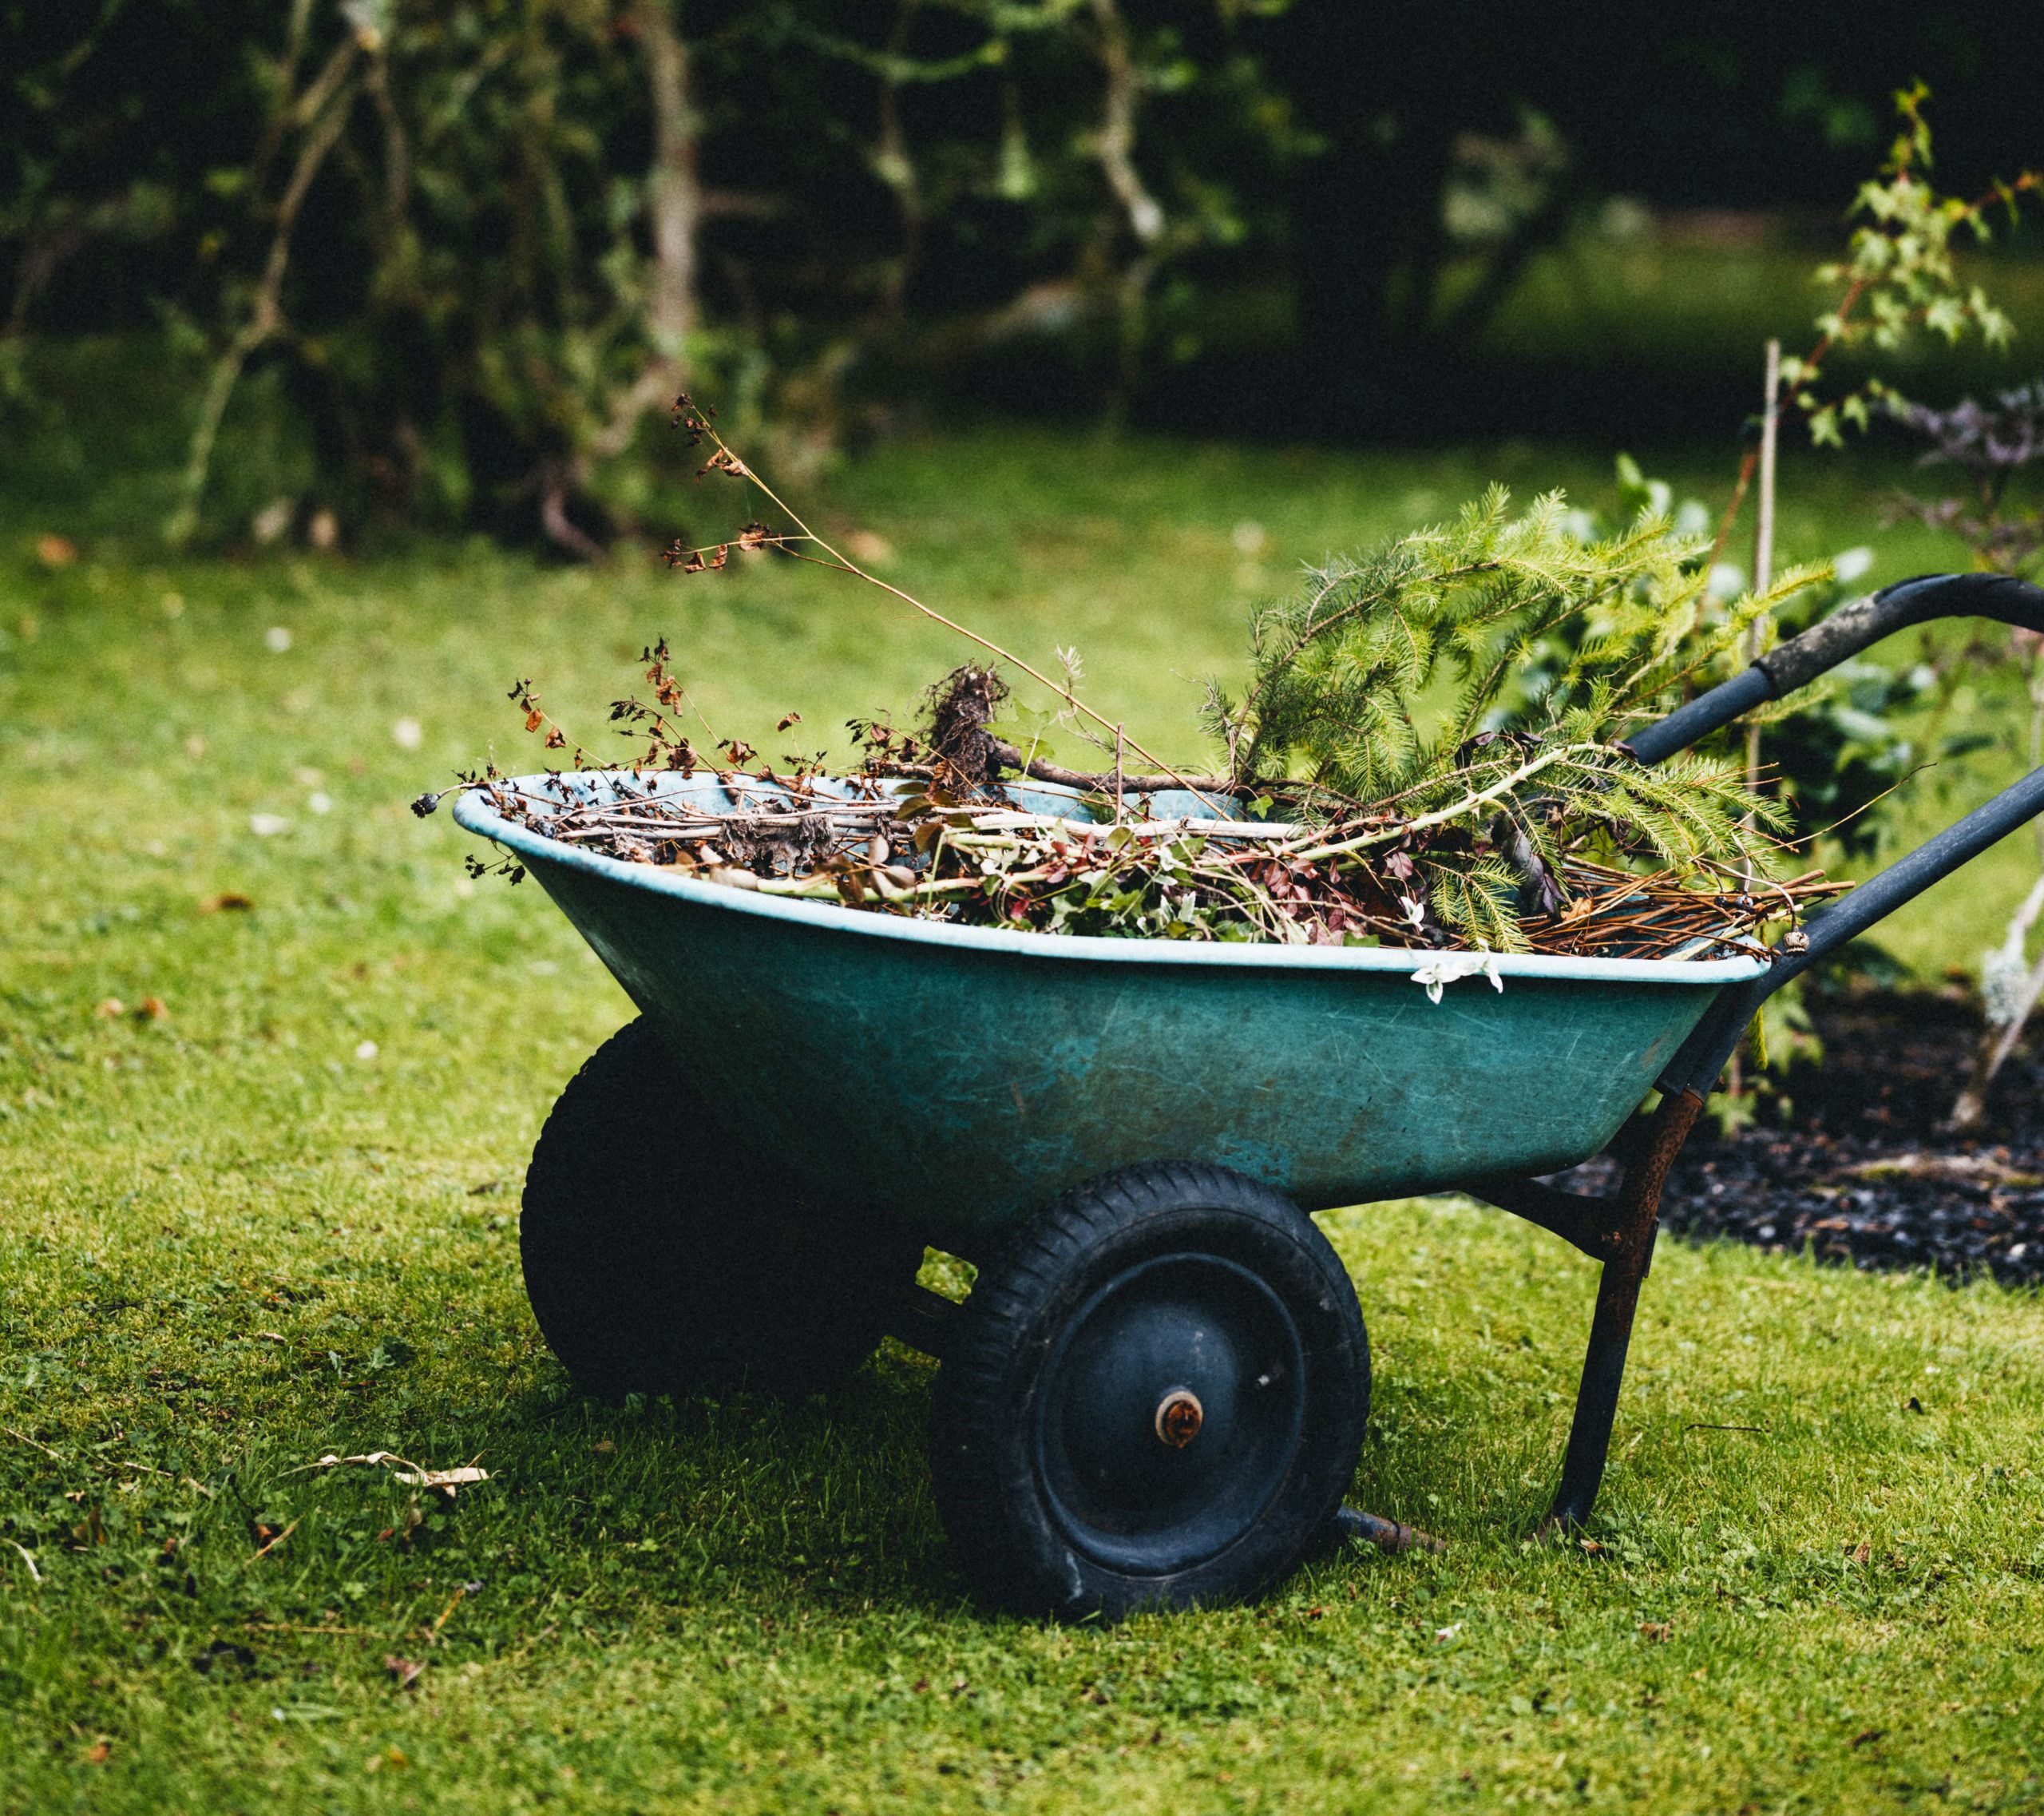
521, 1017, 925, 1399
929, 1163, 1369, 1620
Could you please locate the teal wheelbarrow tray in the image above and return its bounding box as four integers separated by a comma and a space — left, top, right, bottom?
457, 572, 2044, 1618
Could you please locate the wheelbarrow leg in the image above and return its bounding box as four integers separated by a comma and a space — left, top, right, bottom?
1543, 1087, 1702, 1532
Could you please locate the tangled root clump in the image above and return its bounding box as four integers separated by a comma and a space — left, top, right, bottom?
921, 666, 1012, 788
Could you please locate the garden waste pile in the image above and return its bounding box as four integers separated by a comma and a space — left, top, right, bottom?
433, 397, 1848, 962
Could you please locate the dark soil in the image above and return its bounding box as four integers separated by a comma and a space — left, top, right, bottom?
1655, 989, 2044, 1286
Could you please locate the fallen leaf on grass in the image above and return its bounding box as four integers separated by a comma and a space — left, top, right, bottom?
1846, 1541, 1872, 1565
384, 1655, 424, 1691
36, 534, 77, 568
81, 1740, 109, 1764
399, 1465, 488, 1496
299, 1451, 491, 1499
366, 1745, 410, 1771
94, 996, 170, 1023
1638, 1621, 1673, 1642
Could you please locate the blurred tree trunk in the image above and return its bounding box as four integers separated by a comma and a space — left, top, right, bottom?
1293, 117, 1455, 433
639, 0, 699, 357
1274, 4, 1573, 438
166, 22, 361, 546
551, 0, 703, 555
869, 2, 925, 325
1088, 0, 1165, 422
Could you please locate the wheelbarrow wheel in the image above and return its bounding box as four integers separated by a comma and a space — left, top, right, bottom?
930, 1163, 1368, 1620
521, 1017, 924, 1400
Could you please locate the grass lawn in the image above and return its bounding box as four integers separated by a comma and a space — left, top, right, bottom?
4, 407, 2044, 1810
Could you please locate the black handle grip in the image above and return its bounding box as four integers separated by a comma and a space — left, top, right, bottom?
1623, 571, 2044, 765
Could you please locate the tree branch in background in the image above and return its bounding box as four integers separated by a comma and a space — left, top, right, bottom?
4, 192, 138, 343
166, 33, 361, 548
638, 0, 699, 359
557, 0, 703, 555
1433, 165, 1579, 352
1087, 0, 1165, 414
1781, 82, 2042, 448
869, 1, 926, 325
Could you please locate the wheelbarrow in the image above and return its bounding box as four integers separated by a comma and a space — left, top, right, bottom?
456, 571, 2044, 1619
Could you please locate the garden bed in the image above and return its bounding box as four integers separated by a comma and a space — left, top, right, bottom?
1657, 988, 2044, 1285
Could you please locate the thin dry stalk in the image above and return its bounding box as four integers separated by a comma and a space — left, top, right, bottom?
664, 398, 1227, 811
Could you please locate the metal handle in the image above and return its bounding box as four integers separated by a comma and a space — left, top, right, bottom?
1657, 766, 2044, 1096
1622, 572, 2044, 765
1625, 570, 2044, 1095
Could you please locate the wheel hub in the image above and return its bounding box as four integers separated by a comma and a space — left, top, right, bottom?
1034, 1252, 1306, 1574
1154, 1388, 1204, 1449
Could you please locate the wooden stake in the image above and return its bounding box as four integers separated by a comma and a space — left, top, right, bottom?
1748, 337, 1781, 799
1733, 338, 1781, 1104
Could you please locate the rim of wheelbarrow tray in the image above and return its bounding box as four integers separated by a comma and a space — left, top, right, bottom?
453, 773, 1772, 986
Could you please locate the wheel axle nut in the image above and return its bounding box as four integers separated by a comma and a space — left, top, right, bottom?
1154, 1388, 1203, 1449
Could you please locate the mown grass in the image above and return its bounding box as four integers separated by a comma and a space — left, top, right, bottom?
4, 406, 2044, 1811
1480, 237, 2044, 392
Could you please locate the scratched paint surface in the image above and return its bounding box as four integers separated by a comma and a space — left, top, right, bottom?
527, 854, 1724, 1253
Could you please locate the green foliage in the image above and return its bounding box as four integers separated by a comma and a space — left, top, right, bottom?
6, 0, 1312, 545
1785, 84, 2042, 447
1205, 488, 1813, 948
1575, 461, 1939, 863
